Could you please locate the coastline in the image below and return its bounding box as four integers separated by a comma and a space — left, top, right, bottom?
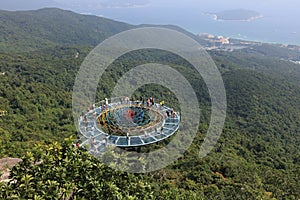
203, 12, 264, 22
216, 14, 264, 22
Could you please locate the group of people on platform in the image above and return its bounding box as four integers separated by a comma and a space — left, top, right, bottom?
78, 96, 178, 144
120, 96, 160, 107
81, 96, 177, 129
85, 96, 169, 114
164, 107, 177, 118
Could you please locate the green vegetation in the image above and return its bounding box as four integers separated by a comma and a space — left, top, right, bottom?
0, 8, 299, 199
210, 47, 300, 86
0, 8, 133, 53
214, 9, 262, 21
0, 138, 153, 199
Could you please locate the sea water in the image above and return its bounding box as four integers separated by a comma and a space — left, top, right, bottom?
85, 1, 300, 45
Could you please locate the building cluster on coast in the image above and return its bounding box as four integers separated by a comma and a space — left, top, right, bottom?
198, 33, 261, 52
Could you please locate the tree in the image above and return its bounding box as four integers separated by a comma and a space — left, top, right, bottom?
0, 138, 154, 200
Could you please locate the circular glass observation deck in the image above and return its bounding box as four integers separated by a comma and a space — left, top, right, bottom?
77, 97, 180, 154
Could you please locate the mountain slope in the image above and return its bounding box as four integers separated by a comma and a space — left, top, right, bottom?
0, 8, 299, 199
0, 8, 134, 52
0, 8, 209, 53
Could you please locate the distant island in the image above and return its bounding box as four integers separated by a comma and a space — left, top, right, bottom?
206, 9, 263, 22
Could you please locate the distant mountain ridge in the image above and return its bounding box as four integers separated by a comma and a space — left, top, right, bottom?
0, 0, 59, 11
0, 8, 206, 53
0, 8, 134, 52
0, 0, 150, 11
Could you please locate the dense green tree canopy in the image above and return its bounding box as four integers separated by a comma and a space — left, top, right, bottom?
0, 8, 299, 199
1, 138, 153, 200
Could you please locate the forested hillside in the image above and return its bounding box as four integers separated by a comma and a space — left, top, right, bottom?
0, 8, 299, 199
0, 8, 133, 52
